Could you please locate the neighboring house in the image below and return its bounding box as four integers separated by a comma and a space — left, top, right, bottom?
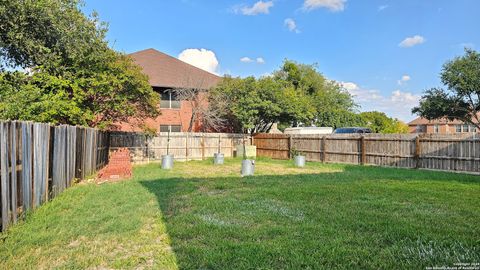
408, 115, 479, 134
115, 48, 221, 132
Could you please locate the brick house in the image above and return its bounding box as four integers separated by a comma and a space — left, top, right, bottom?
115, 48, 221, 132
408, 115, 479, 134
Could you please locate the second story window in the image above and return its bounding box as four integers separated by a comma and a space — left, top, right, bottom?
416, 125, 426, 133
456, 125, 462, 133
455, 124, 477, 133
160, 90, 181, 109
434, 125, 439, 133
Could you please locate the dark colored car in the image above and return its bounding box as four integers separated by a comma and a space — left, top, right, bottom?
333, 127, 372, 134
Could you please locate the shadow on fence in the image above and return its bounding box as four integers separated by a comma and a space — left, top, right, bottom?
0, 121, 109, 231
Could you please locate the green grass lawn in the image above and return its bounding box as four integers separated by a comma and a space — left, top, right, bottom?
0, 158, 479, 269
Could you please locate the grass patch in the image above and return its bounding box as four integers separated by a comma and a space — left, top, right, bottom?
0, 158, 479, 269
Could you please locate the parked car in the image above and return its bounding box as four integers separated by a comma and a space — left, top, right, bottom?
333, 127, 372, 134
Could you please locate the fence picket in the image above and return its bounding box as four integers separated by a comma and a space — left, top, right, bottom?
10, 122, 17, 223
109, 131, 248, 163
0, 121, 109, 232
254, 133, 479, 174
0, 122, 10, 230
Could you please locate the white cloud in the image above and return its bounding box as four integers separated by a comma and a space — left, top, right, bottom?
397, 75, 411, 85
303, 0, 346, 12
284, 18, 300, 33
390, 90, 419, 104
178, 48, 219, 74
234, 1, 274, 15
341, 82, 382, 102
341, 82, 359, 92
341, 82, 420, 121
378, 5, 388, 11
399, 35, 425, 48
240, 56, 265, 64
240, 57, 254, 63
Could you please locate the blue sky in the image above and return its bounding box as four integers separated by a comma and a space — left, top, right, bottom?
83, 0, 479, 122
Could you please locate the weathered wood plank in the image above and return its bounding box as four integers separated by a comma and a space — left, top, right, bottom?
1, 122, 10, 230
21, 122, 33, 211
1, 121, 109, 232
32, 123, 49, 208
253, 133, 479, 174
10, 122, 17, 223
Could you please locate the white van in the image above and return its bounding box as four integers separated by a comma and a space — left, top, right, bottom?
284, 127, 333, 135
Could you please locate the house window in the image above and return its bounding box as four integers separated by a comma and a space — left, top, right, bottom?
463, 124, 469, 133
160, 90, 181, 109
456, 125, 462, 133
416, 125, 426, 133
468, 125, 477, 133
434, 125, 439, 133
160, 125, 182, 132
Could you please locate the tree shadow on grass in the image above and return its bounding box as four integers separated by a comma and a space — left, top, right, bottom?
140, 166, 480, 269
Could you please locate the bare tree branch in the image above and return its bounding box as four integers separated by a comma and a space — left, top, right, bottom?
171, 70, 227, 132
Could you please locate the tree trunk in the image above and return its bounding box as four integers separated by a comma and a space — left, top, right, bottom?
188, 110, 196, 132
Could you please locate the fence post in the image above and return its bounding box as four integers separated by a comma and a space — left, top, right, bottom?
185, 133, 189, 161
288, 135, 292, 159
414, 135, 422, 169
360, 136, 366, 165
321, 136, 326, 163
144, 134, 149, 163
201, 134, 205, 160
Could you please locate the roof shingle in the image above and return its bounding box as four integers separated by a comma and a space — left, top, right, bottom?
129, 48, 221, 89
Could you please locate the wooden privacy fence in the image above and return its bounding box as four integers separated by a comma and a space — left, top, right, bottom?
0, 121, 109, 231
254, 133, 480, 174
109, 131, 250, 163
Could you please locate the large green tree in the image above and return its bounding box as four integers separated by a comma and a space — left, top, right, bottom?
210, 60, 358, 133
412, 48, 480, 129
359, 111, 409, 133
209, 76, 287, 133
274, 60, 357, 128
0, 0, 159, 128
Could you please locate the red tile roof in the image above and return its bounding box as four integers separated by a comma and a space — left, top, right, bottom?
129, 48, 221, 89
408, 114, 480, 125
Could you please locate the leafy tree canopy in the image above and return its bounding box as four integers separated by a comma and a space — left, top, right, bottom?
274, 60, 356, 127
359, 111, 409, 133
0, 0, 159, 129
211, 60, 360, 133
412, 48, 480, 129
209, 76, 284, 133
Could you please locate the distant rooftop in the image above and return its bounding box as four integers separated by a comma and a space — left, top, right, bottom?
128, 48, 221, 89
408, 114, 480, 125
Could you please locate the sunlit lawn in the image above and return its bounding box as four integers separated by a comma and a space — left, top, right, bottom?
0, 158, 479, 269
